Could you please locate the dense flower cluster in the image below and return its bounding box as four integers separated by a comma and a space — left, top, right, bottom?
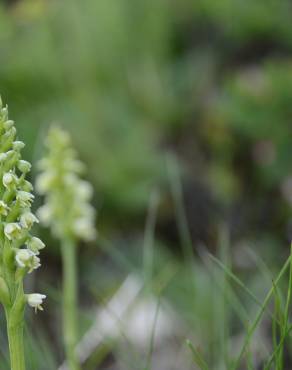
36, 126, 96, 242
0, 98, 46, 312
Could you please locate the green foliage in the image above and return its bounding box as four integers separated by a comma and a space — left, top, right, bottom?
0, 0, 171, 216
0, 0, 292, 369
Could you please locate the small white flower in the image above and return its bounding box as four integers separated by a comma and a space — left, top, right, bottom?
15, 249, 40, 273
12, 141, 25, 151
3, 172, 17, 189
27, 293, 46, 312
16, 191, 34, 206
4, 223, 22, 240
73, 218, 96, 241
0, 201, 9, 216
37, 205, 53, 226
26, 237, 45, 254
17, 160, 31, 173
20, 212, 39, 229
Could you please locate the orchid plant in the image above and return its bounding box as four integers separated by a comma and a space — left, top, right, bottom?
36, 126, 96, 370
0, 98, 46, 370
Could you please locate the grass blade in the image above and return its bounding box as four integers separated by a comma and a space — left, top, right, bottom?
186, 340, 210, 370
231, 254, 291, 370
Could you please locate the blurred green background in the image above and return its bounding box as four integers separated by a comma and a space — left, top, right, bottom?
0, 0, 292, 369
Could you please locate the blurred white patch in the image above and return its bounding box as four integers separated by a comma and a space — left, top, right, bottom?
59, 274, 181, 370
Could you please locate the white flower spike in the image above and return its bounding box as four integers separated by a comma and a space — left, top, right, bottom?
36, 126, 96, 370
0, 98, 46, 369
36, 126, 97, 241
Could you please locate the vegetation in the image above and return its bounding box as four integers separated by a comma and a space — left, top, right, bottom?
0, 0, 291, 369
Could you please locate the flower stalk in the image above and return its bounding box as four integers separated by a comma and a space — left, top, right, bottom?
6, 308, 25, 370
0, 98, 46, 370
37, 126, 96, 370
62, 238, 79, 370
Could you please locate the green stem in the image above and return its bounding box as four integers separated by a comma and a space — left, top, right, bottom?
6, 312, 26, 370
3, 240, 26, 370
61, 239, 80, 370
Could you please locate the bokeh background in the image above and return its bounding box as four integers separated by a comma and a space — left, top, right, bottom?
0, 0, 292, 369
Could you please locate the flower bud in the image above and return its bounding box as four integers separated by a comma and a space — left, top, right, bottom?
3, 150, 19, 171
22, 180, 33, 192
13, 141, 25, 151
3, 172, 17, 189
27, 293, 46, 312
26, 237, 45, 254
2, 128, 17, 150
0, 201, 9, 216
4, 223, 22, 240
20, 212, 39, 229
17, 160, 31, 173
